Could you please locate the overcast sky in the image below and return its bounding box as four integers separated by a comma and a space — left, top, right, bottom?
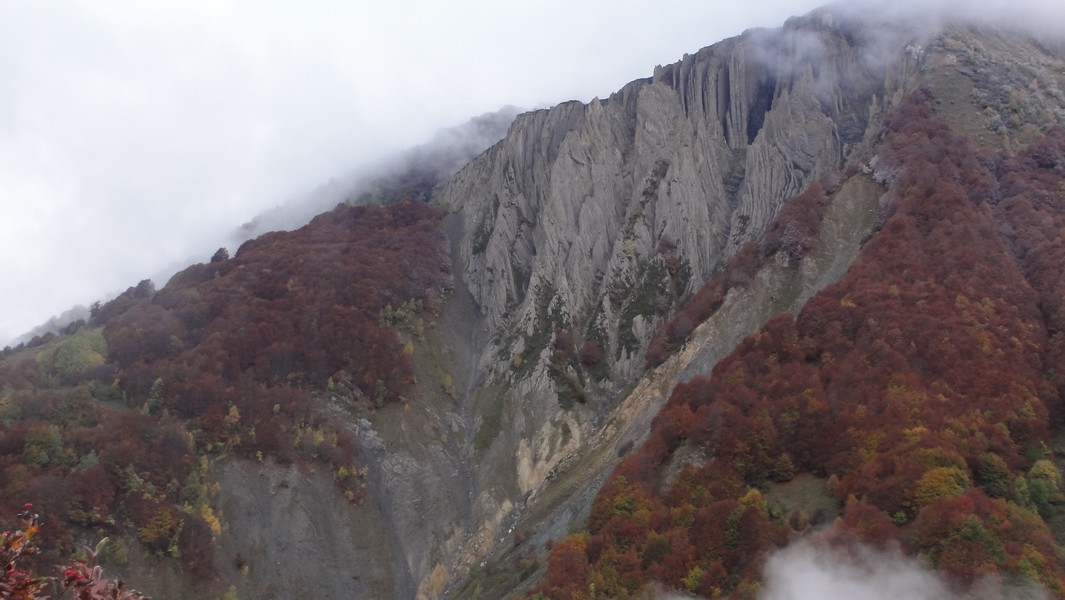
1, 0, 838, 345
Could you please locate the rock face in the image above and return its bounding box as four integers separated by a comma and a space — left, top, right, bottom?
434, 11, 917, 386
212, 460, 404, 600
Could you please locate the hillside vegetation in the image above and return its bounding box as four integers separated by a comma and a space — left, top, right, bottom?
533, 89, 1065, 599
0, 200, 448, 584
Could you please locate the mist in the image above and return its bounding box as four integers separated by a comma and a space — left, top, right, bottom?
759, 535, 1050, 600
233, 105, 522, 243
645, 529, 1051, 600
826, 0, 1065, 36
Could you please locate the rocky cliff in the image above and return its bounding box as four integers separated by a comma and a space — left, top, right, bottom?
436, 11, 918, 367
399, 8, 932, 597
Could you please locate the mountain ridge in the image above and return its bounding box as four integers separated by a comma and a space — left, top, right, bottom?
3, 6, 1065, 600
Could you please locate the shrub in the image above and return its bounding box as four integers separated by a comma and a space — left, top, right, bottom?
1, 506, 147, 599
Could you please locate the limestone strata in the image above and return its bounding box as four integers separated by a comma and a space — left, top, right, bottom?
435, 12, 915, 387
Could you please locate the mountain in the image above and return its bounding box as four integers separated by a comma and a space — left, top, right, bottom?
526, 88, 1065, 600
2, 5, 1065, 600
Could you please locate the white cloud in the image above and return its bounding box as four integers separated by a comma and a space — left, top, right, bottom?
761, 539, 953, 600
760, 535, 1049, 600
826, 0, 1065, 35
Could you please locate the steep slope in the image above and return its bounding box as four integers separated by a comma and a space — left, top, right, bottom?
444, 13, 1065, 600
530, 53, 1065, 600
0, 201, 452, 599
424, 9, 927, 595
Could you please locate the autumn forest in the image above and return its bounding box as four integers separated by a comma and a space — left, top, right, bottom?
532, 90, 1065, 598
0, 199, 450, 580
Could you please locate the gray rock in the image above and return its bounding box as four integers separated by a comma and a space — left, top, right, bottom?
434, 13, 914, 386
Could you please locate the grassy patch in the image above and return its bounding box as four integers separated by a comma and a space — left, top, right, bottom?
764, 473, 839, 528
615, 260, 668, 357
473, 394, 505, 453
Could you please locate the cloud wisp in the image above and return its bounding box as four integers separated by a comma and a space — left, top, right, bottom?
824, 0, 1065, 38
759, 534, 1049, 600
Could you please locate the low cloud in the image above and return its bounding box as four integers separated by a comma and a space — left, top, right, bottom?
824, 0, 1065, 38
235, 106, 521, 242
646, 535, 1050, 600
760, 535, 1049, 600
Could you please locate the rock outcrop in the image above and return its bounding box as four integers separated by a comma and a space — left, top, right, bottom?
435, 11, 919, 386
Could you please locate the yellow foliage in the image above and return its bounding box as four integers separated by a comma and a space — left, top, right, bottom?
441, 373, 456, 399
225, 405, 241, 425
806, 396, 828, 413
137, 508, 182, 551
856, 430, 884, 462
977, 331, 993, 354
725, 367, 745, 387
200, 505, 222, 536
739, 488, 767, 513
903, 425, 929, 444
683, 565, 704, 594
671, 505, 695, 529
913, 466, 971, 510
1029, 459, 1063, 489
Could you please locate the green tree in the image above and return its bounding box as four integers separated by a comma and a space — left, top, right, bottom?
973, 452, 1012, 498
22, 424, 64, 468
1027, 459, 1063, 515
36, 328, 106, 386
